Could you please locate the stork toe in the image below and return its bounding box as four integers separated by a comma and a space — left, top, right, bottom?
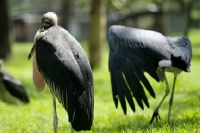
150, 111, 161, 124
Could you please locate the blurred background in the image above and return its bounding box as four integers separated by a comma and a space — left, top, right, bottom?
1, 0, 200, 68
0, 0, 200, 132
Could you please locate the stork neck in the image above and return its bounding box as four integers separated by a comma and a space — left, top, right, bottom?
34, 29, 47, 43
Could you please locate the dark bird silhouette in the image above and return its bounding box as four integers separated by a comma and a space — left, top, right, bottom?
107, 25, 192, 123
0, 60, 29, 104
28, 12, 94, 133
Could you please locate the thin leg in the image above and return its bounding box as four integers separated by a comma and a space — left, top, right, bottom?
71, 124, 74, 133
168, 75, 177, 122
52, 94, 58, 133
150, 71, 170, 123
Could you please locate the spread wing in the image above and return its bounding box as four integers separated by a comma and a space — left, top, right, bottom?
35, 26, 93, 131
107, 25, 172, 114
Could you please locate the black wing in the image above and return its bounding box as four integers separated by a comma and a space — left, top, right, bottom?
2, 70, 29, 103
35, 26, 93, 131
107, 25, 172, 114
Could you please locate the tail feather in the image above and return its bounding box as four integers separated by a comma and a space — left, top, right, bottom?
71, 84, 93, 131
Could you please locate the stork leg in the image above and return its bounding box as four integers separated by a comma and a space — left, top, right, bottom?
168, 75, 177, 122
52, 94, 58, 133
71, 124, 74, 133
150, 71, 170, 123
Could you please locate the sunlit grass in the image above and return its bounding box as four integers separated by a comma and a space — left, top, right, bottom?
0, 29, 200, 133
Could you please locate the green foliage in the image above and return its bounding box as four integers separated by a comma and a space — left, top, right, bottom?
0, 29, 200, 132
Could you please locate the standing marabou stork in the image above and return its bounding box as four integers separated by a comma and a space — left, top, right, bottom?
0, 60, 29, 104
107, 25, 192, 123
28, 12, 94, 133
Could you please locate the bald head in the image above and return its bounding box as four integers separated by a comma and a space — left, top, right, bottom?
41, 12, 58, 29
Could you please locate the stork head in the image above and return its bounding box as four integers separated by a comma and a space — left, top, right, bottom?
41, 12, 58, 30
28, 12, 58, 60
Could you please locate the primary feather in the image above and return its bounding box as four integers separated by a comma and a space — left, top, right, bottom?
107, 25, 192, 114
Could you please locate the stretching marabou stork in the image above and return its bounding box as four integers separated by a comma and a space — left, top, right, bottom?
0, 60, 29, 104
28, 12, 94, 133
107, 25, 192, 123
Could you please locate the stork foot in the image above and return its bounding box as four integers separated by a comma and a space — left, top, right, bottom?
150, 111, 161, 124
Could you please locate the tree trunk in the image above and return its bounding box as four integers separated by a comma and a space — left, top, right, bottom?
157, 11, 165, 34
89, 0, 106, 69
60, 0, 72, 30
0, 0, 11, 60
154, 0, 165, 34
183, 2, 193, 36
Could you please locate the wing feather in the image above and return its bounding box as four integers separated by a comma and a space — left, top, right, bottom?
2, 70, 29, 103
110, 72, 119, 108
125, 59, 155, 98
112, 71, 127, 113
108, 25, 172, 114
123, 65, 148, 109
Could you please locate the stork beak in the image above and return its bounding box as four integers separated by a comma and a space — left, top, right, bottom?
39, 27, 45, 32
186, 67, 191, 72
28, 43, 36, 60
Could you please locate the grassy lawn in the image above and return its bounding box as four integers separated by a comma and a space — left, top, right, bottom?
0, 29, 200, 133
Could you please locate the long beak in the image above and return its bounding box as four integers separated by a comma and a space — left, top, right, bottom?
40, 27, 45, 32
187, 67, 191, 72
28, 43, 36, 60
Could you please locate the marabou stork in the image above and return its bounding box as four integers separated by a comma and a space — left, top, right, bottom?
107, 25, 192, 123
28, 12, 94, 133
0, 60, 29, 104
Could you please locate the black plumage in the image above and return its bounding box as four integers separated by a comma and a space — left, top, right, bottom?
34, 26, 93, 131
0, 61, 29, 104
107, 25, 192, 122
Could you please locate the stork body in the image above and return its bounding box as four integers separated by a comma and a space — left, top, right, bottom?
107, 25, 192, 123
0, 60, 29, 104
28, 12, 94, 132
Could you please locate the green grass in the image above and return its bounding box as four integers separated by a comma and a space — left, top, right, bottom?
1, 29, 200, 133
